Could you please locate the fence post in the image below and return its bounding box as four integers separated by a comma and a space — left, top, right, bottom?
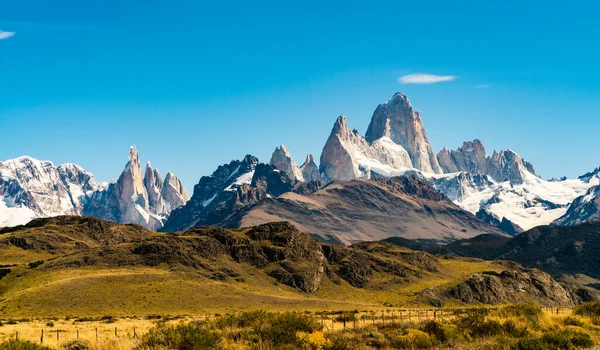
400, 310, 403, 322
96, 328, 98, 342
134, 327, 137, 338
343, 314, 346, 328
41, 329, 44, 344
57, 329, 60, 342
115, 327, 118, 337
77, 329, 80, 339
15, 331, 18, 341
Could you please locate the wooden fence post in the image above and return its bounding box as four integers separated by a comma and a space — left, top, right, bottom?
15, 331, 18, 341
41, 329, 44, 344
57, 329, 60, 342
77, 329, 80, 339
134, 327, 137, 338
343, 314, 346, 328
115, 327, 118, 337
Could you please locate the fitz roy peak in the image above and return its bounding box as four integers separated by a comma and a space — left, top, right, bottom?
0, 146, 189, 230
365, 92, 442, 174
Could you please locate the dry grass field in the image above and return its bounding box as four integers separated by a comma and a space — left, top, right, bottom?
1, 304, 598, 349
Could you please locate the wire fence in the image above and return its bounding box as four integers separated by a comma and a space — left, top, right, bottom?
1, 306, 575, 347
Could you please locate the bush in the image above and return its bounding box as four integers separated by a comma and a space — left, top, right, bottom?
498, 304, 542, 324
514, 337, 549, 350
563, 316, 584, 327
253, 312, 323, 347
456, 313, 504, 339
575, 302, 600, 318
322, 333, 354, 350
27, 260, 44, 269
0, 339, 52, 350
136, 322, 222, 350
422, 321, 447, 343
502, 320, 528, 338
61, 340, 90, 350
541, 329, 593, 349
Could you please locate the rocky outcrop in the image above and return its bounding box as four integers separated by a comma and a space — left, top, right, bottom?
299, 154, 322, 182
445, 266, 587, 307
365, 92, 442, 174
269, 145, 304, 181
437, 140, 539, 185
476, 209, 524, 236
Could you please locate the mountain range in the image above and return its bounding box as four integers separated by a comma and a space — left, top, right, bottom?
0, 146, 188, 230
2, 92, 600, 243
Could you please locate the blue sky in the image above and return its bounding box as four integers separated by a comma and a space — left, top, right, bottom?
1, 1, 600, 190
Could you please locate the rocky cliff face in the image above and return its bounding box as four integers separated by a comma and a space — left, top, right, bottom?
269, 145, 304, 182
437, 139, 539, 185
319, 115, 413, 182
162, 171, 190, 211
365, 92, 442, 174
144, 162, 167, 215
299, 154, 322, 182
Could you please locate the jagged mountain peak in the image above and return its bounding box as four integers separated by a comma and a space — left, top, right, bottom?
269, 144, 304, 181
365, 92, 442, 174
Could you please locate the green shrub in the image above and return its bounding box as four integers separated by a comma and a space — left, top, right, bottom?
575, 302, 600, 318
61, 340, 90, 350
497, 304, 542, 324
422, 321, 447, 343
502, 320, 528, 338
540, 329, 593, 349
0, 339, 52, 350
136, 322, 222, 350
563, 316, 584, 327
253, 312, 323, 347
456, 313, 504, 339
322, 333, 354, 350
514, 337, 549, 350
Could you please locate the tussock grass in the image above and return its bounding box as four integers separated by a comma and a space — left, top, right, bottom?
2, 305, 599, 349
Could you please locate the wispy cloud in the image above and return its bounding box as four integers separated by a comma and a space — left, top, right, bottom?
476, 84, 491, 89
399, 73, 457, 84
0, 31, 15, 40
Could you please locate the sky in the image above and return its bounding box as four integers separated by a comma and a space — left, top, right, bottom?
1, 1, 600, 190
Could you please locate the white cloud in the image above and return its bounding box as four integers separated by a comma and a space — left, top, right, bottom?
0, 31, 15, 40
399, 73, 457, 84
476, 84, 491, 89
